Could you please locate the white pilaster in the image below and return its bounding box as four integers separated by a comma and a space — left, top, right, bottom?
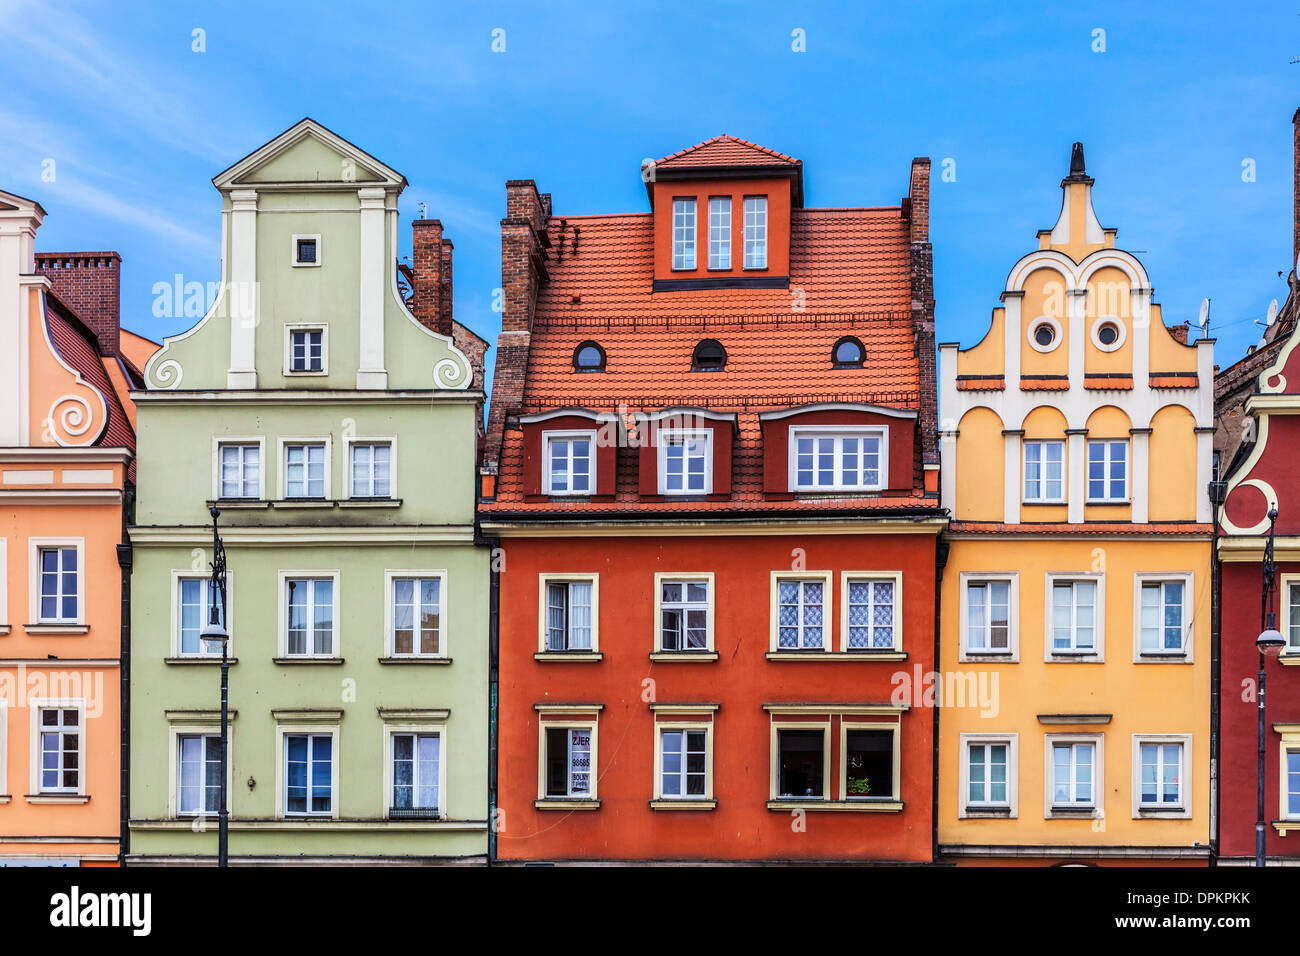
1195, 428, 1213, 523
227, 189, 259, 389
1067, 288, 1087, 391
356, 187, 388, 390
1003, 292, 1022, 390
1130, 428, 1150, 524
1003, 430, 1022, 524
1066, 429, 1086, 523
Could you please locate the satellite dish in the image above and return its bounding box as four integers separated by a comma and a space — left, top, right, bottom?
1258, 336, 1269, 350
1198, 298, 1210, 330
1267, 299, 1279, 327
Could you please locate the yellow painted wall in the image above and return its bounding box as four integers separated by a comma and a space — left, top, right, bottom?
955, 407, 1005, 521
1149, 304, 1199, 373
1148, 404, 1198, 521
957, 309, 1006, 377
937, 537, 1212, 853
1083, 266, 1134, 375
1020, 268, 1068, 377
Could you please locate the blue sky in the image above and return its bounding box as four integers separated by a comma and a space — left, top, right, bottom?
2, 0, 1298, 378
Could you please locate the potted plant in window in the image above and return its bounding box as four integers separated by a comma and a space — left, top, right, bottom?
847, 776, 872, 797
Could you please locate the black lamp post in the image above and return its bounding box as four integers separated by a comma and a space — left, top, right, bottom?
199, 506, 230, 868
1256, 508, 1285, 867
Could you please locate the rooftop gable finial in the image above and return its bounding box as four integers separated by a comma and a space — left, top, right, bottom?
1063, 141, 1093, 185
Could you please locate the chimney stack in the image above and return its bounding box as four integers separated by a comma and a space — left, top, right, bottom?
1292, 108, 1300, 279
439, 239, 454, 336
411, 219, 444, 334
35, 252, 121, 356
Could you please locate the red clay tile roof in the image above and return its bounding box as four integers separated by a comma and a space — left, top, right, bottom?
46, 293, 136, 478
648, 135, 800, 171
947, 521, 1212, 536
485, 205, 935, 517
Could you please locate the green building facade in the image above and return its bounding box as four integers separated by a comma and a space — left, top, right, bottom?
127, 120, 489, 864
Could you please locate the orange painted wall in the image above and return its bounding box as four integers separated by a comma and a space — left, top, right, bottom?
651, 177, 791, 281
496, 532, 937, 862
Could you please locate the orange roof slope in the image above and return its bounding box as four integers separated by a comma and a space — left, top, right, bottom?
649, 135, 800, 171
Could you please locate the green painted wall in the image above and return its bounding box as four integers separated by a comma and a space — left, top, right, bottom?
128, 122, 489, 863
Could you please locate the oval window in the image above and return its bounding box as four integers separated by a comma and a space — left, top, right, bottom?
1034, 324, 1056, 348
1097, 323, 1119, 346
833, 336, 865, 367
573, 341, 605, 371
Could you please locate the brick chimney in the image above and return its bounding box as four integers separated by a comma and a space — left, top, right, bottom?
484, 179, 551, 482
411, 219, 444, 334
907, 158, 939, 483
1293, 107, 1300, 279
35, 252, 121, 355
908, 157, 930, 245
1169, 322, 1190, 345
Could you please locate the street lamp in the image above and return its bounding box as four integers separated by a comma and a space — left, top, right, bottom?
1256, 508, 1283, 868
199, 506, 230, 868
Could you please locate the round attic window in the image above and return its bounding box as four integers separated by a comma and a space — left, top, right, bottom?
691, 339, 727, 371
573, 341, 606, 371
1091, 317, 1126, 352
832, 336, 865, 368
1028, 317, 1062, 353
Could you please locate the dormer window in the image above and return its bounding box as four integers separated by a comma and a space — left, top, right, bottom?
832, 336, 865, 368
672, 199, 696, 270
691, 339, 727, 371
659, 430, 712, 495
573, 341, 606, 372
293, 234, 321, 267
708, 198, 731, 270
790, 426, 886, 492
743, 197, 768, 269
543, 430, 595, 495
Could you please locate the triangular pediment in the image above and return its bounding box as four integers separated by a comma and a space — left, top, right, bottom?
212, 118, 405, 190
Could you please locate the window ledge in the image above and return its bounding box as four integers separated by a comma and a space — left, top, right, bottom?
765, 651, 906, 662
1046, 806, 1099, 819
534, 652, 603, 662
650, 799, 717, 811
960, 652, 1017, 663
24, 624, 88, 635
1136, 652, 1189, 663
25, 794, 90, 805
272, 657, 345, 665
1045, 652, 1103, 663
378, 656, 452, 665
1135, 807, 1188, 818
0, 626, 9, 635
534, 798, 600, 811
0, 795, 10, 804
960, 806, 1014, 818
1272, 820, 1300, 834
339, 498, 402, 509
270, 499, 336, 509
1277, 655, 1300, 667
207, 499, 270, 510
766, 799, 903, 813
165, 657, 238, 665
649, 651, 720, 662
1022, 500, 1068, 506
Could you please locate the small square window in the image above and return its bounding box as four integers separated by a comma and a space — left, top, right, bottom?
289, 329, 325, 373
293, 236, 320, 266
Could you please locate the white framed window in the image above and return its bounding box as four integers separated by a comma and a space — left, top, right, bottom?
0, 700, 7, 797
1046, 574, 1104, 658
385, 571, 445, 658
1086, 439, 1128, 502
285, 324, 327, 374
840, 722, 900, 802
0, 538, 7, 631
656, 575, 713, 652
539, 575, 598, 653
173, 573, 230, 657
658, 429, 712, 495
1285, 578, 1300, 654
283, 733, 333, 816
542, 430, 595, 496
657, 726, 711, 800
177, 734, 222, 816
292, 233, 321, 267
28, 538, 85, 628
280, 573, 339, 658
283, 441, 328, 499
215, 440, 263, 499
1045, 734, 1103, 816
1023, 440, 1065, 502
1132, 735, 1190, 817
840, 572, 901, 651
771, 724, 829, 800
959, 733, 1018, 817
35, 706, 82, 794
743, 196, 767, 269
960, 573, 1018, 660
707, 197, 731, 269
541, 724, 597, 799
347, 440, 394, 498
1135, 574, 1192, 659
671, 198, 696, 270
789, 426, 886, 492
390, 732, 442, 817
1286, 746, 1300, 821
772, 573, 831, 651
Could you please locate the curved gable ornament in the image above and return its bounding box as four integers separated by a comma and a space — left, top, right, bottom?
37, 308, 108, 447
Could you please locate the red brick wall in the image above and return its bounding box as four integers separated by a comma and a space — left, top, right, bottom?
411, 219, 444, 334
35, 252, 120, 356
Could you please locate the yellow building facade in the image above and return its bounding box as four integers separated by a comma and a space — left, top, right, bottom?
936, 145, 1214, 865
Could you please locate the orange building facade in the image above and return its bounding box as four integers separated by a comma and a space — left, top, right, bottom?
481, 139, 945, 862
0, 191, 149, 866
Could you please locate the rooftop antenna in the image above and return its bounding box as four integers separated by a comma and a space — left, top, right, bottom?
418, 201, 427, 220
1197, 298, 1210, 341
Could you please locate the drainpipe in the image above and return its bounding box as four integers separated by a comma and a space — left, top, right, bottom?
117, 484, 135, 865
484, 532, 500, 866
932, 534, 950, 865
1210, 500, 1222, 866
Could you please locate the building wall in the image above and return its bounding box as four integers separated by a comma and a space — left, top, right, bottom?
495, 531, 938, 862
